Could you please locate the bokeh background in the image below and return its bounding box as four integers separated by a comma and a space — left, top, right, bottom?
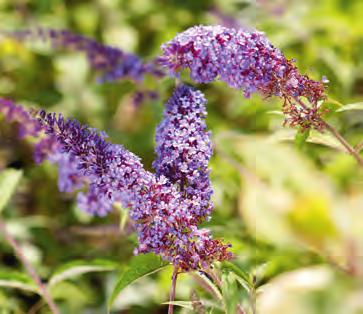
1, 0, 363, 313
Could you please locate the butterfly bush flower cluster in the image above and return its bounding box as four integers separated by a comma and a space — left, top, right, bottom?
0, 99, 86, 198
153, 85, 213, 222
0, 85, 232, 271
1, 24, 331, 272
9, 28, 163, 83
159, 25, 328, 130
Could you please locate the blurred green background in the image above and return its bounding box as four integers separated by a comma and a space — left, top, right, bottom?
1, 0, 363, 313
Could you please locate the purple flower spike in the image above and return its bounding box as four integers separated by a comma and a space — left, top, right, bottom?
35, 109, 231, 270
159, 25, 325, 102
50, 153, 86, 193
131, 176, 232, 271
0, 98, 42, 138
153, 85, 213, 222
36, 111, 151, 211
1, 97, 232, 271
10, 28, 164, 83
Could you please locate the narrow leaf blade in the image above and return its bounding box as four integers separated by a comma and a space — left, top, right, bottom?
295, 129, 310, 150
48, 259, 118, 287
221, 261, 252, 289
336, 102, 363, 112
108, 253, 168, 308
0, 270, 39, 294
0, 169, 22, 213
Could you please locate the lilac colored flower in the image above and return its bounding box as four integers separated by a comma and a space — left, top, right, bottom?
1, 96, 232, 271
51, 153, 86, 193
77, 185, 114, 216
153, 85, 213, 222
132, 90, 159, 107
131, 176, 232, 271
35, 107, 231, 270
0, 99, 86, 194
0, 98, 41, 138
10, 28, 164, 83
159, 25, 327, 130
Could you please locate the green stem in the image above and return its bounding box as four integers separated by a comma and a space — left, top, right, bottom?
322, 121, 363, 167
168, 266, 179, 314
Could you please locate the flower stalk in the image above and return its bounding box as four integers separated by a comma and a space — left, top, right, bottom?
168, 266, 179, 314
0, 218, 60, 314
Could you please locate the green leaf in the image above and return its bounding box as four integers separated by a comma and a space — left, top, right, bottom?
162, 299, 221, 311
221, 272, 239, 314
308, 130, 345, 151
162, 301, 194, 310
108, 253, 169, 309
266, 110, 284, 116
114, 203, 129, 232
0, 169, 22, 213
336, 102, 363, 112
319, 98, 343, 111
48, 259, 118, 287
193, 272, 223, 302
295, 129, 310, 150
270, 129, 346, 152
0, 270, 39, 294
221, 262, 252, 289
50, 281, 90, 305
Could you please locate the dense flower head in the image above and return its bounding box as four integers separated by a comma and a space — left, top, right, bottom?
35, 107, 232, 270
131, 176, 232, 271
153, 85, 213, 221
159, 25, 326, 104
0, 93, 232, 270
9, 28, 163, 83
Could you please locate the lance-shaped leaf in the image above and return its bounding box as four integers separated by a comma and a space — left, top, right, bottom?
108, 253, 169, 309
0, 169, 22, 213
0, 270, 39, 294
48, 259, 118, 287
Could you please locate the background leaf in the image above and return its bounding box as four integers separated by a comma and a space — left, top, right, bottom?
0, 270, 39, 294
108, 253, 169, 308
336, 102, 363, 112
48, 259, 118, 287
0, 169, 22, 213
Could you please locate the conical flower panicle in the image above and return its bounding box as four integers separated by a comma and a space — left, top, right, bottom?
159, 25, 325, 102
159, 25, 327, 130
35, 108, 232, 270
153, 85, 213, 222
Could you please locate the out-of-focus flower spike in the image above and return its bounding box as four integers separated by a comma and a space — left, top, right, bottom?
0, 98, 42, 138
1, 98, 232, 270
9, 28, 164, 83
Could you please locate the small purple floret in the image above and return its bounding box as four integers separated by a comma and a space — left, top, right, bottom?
159, 25, 325, 105
153, 85, 213, 222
